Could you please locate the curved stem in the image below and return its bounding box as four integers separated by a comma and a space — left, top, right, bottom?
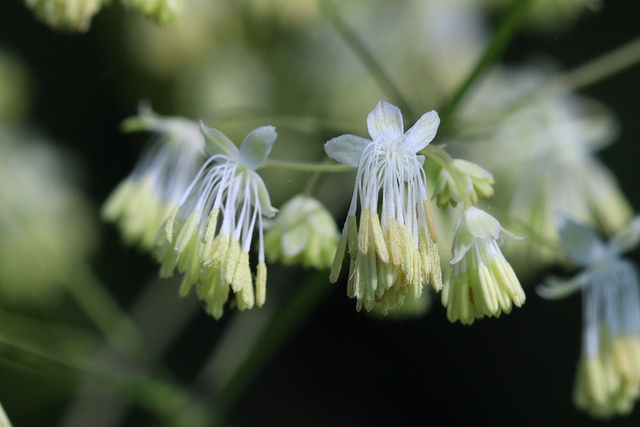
317, 0, 416, 121
440, 0, 532, 122
553, 35, 640, 91
259, 159, 354, 173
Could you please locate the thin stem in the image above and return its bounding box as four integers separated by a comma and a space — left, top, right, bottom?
217, 272, 333, 410
422, 146, 471, 209
552, 35, 640, 91
64, 266, 148, 364
440, 0, 532, 121
259, 159, 354, 173
317, 0, 416, 121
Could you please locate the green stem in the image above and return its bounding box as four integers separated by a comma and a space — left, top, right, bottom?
317, 0, 416, 121
64, 266, 148, 364
440, 0, 532, 121
553, 35, 640, 91
217, 272, 333, 409
259, 159, 354, 173
422, 146, 471, 209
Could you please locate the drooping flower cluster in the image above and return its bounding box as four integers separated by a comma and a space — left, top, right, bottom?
156, 124, 277, 319
433, 158, 494, 208
264, 195, 339, 270
442, 207, 525, 324
325, 100, 442, 315
538, 216, 640, 419
101, 105, 206, 250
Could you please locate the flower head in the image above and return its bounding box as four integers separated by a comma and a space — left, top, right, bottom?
264, 195, 339, 269
101, 104, 206, 250
538, 216, 640, 418
157, 124, 277, 319
325, 100, 442, 315
442, 207, 525, 325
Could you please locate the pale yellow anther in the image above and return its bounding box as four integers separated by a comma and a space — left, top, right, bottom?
388, 218, 403, 266
205, 233, 229, 268
178, 229, 199, 273
202, 209, 220, 243
233, 251, 251, 292
330, 233, 348, 283
164, 206, 179, 243
256, 262, 267, 307
225, 239, 242, 288
369, 212, 389, 263
101, 180, 135, 221
358, 208, 371, 254
158, 246, 179, 278
423, 199, 438, 243
174, 211, 200, 254
347, 215, 358, 257
430, 242, 442, 291
478, 265, 498, 315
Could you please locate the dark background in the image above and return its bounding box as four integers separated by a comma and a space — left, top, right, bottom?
1, 1, 640, 426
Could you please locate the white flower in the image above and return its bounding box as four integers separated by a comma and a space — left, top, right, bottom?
442, 207, 525, 325
433, 158, 494, 208
264, 195, 339, 269
538, 216, 640, 419
101, 104, 206, 250
325, 100, 442, 315
157, 123, 277, 319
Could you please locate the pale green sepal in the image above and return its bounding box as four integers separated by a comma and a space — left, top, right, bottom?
238, 126, 277, 170
536, 273, 587, 300
120, 102, 158, 133
250, 173, 277, 217
401, 110, 440, 153
281, 225, 310, 258
609, 215, 640, 256
558, 216, 606, 266
200, 121, 239, 158
465, 207, 501, 241
367, 100, 403, 141
324, 134, 370, 168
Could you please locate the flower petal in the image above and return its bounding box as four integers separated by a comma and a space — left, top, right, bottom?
557, 216, 606, 266
609, 215, 640, 255
536, 273, 587, 300
367, 100, 404, 141
464, 207, 501, 241
200, 121, 238, 158
250, 172, 277, 218
239, 125, 277, 170
324, 134, 370, 167
401, 110, 440, 153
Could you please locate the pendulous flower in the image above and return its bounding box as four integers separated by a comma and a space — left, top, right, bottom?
442, 207, 525, 325
538, 216, 640, 419
101, 104, 205, 251
157, 123, 277, 319
325, 100, 442, 315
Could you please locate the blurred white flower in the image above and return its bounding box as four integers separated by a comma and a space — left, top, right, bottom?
0, 125, 97, 305
539, 216, 640, 418
121, 0, 184, 25
325, 100, 442, 314
101, 104, 205, 250
452, 67, 632, 274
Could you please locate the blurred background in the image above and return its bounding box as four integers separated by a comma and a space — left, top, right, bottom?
1, 0, 640, 426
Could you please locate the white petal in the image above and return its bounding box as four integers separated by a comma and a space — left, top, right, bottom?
251, 172, 277, 218
324, 134, 370, 167
367, 100, 404, 141
609, 215, 640, 255
536, 273, 587, 300
464, 207, 501, 241
401, 110, 440, 153
239, 126, 277, 170
557, 216, 606, 266
200, 121, 238, 158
